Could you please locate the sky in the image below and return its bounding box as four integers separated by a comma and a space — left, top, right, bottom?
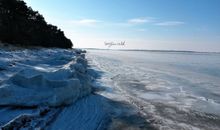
24, 0, 220, 52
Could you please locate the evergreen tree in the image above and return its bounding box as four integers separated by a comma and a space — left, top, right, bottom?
0, 0, 73, 48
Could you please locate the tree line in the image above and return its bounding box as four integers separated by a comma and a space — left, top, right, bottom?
0, 0, 73, 48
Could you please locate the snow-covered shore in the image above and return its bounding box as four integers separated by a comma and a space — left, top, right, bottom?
0, 47, 109, 129
0, 47, 91, 107
2, 47, 220, 130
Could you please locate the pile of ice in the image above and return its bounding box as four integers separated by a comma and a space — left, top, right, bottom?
0, 48, 91, 107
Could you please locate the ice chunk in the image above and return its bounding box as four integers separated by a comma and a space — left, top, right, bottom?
0, 48, 92, 108
76, 57, 87, 67
0, 78, 81, 107
70, 63, 86, 73
0, 66, 90, 107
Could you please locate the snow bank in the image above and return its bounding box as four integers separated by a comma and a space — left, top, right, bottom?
0, 48, 91, 107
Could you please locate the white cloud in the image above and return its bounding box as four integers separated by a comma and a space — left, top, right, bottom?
136, 29, 146, 32
128, 17, 154, 24
155, 21, 185, 26
70, 19, 101, 26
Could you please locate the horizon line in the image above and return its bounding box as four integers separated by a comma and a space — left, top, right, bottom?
78, 47, 220, 54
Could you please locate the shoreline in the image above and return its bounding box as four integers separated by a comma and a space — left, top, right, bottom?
1, 47, 220, 130
0, 46, 156, 130
0, 46, 139, 130
0, 47, 101, 129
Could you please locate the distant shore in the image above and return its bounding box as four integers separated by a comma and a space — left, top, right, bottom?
82, 47, 220, 54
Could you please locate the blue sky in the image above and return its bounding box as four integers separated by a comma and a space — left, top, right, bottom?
24, 0, 220, 52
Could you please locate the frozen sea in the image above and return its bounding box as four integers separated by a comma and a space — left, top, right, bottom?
1, 47, 220, 130
87, 49, 220, 130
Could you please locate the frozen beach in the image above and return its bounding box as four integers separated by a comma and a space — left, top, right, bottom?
1, 0, 220, 129
0, 48, 220, 130
0, 47, 108, 130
